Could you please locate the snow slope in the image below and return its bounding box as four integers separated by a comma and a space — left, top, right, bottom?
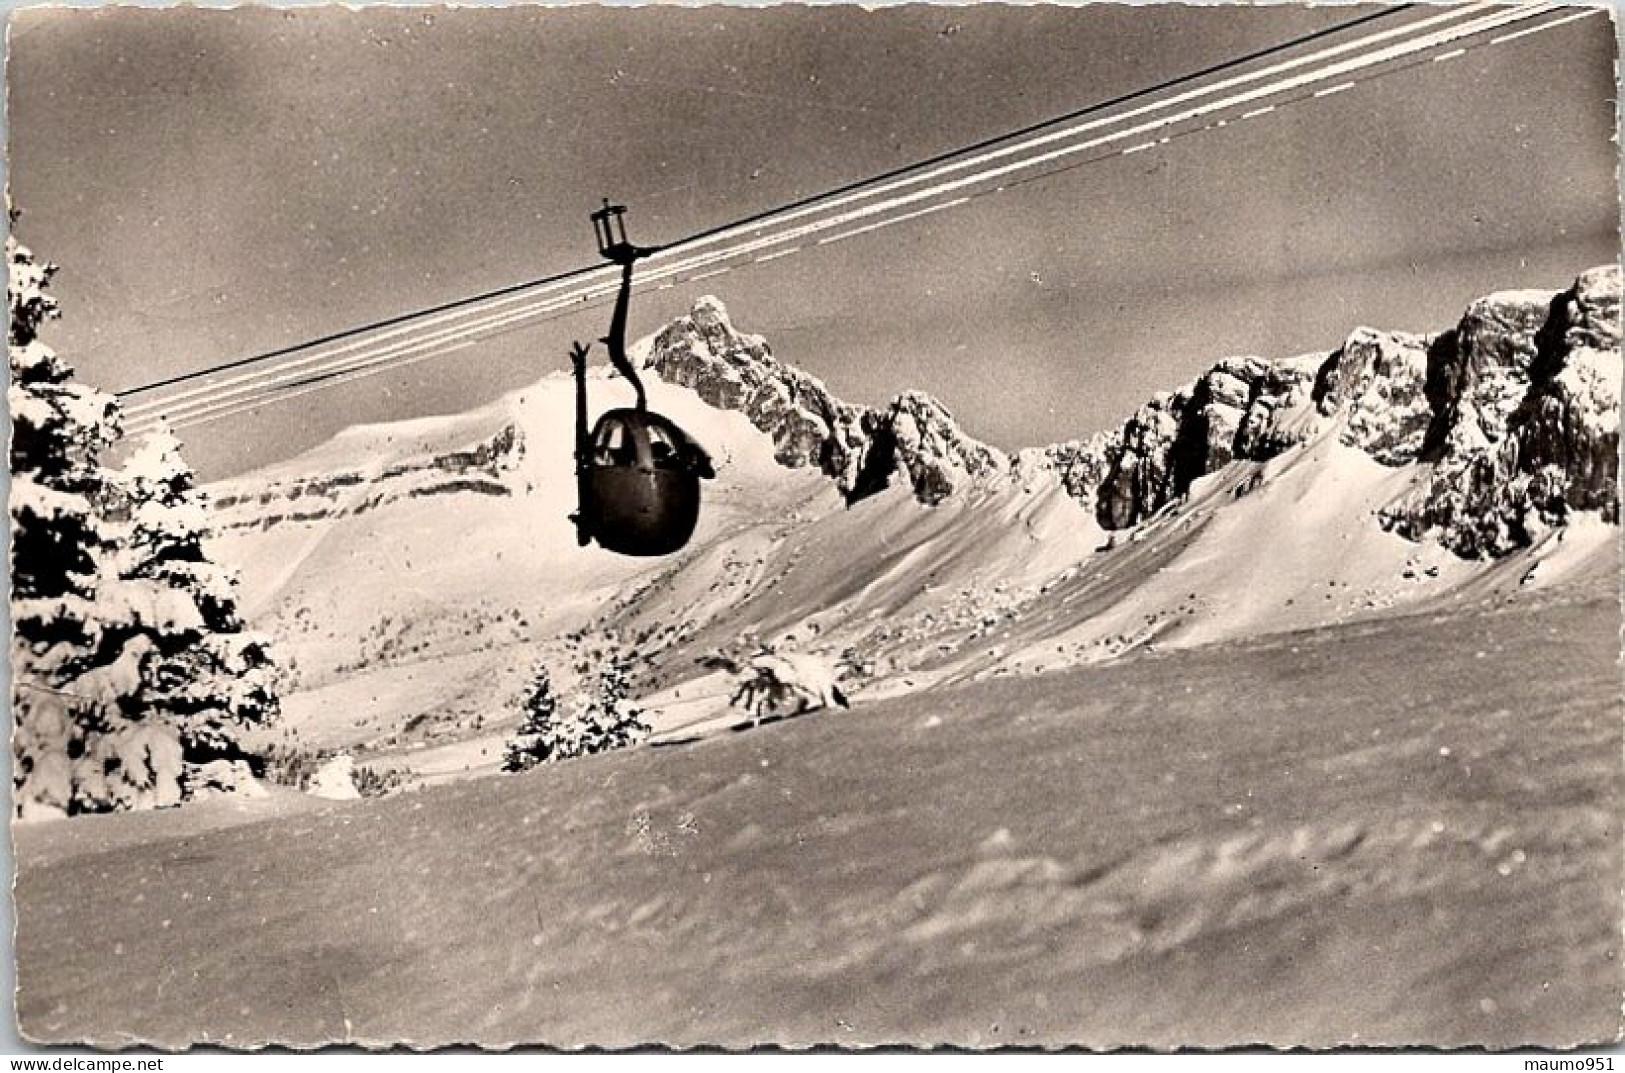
206, 366, 835, 765
15, 580, 1620, 1047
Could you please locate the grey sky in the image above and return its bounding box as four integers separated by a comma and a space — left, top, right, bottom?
7, 3, 1619, 479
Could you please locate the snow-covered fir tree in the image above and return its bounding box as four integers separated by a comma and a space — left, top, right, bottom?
557, 649, 651, 758
578, 652, 651, 753
9, 234, 279, 817
8, 237, 117, 616
503, 651, 650, 769
115, 421, 280, 793
502, 662, 564, 772
8, 233, 166, 818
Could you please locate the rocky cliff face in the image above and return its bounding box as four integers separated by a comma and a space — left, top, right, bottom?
641, 296, 863, 474
648, 267, 1619, 559
210, 423, 524, 534
1018, 266, 1620, 555
1316, 328, 1435, 464
1020, 353, 1322, 529
1381, 267, 1622, 555
643, 296, 1003, 506
1012, 433, 1116, 507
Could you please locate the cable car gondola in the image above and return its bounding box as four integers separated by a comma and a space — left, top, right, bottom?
570, 201, 714, 557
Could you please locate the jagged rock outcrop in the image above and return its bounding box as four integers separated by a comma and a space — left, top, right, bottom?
1316, 328, 1434, 464
1014, 432, 1118, 509
1090, 356, 1319, 528
1094, 391, 1184, 529
1381, 267, 1622, 555
644, 297, 867, 475
1022, 267, 1619, 555
845, 391, 1008, 506
644, 296, 1005, 506
644, 269, 1618, 557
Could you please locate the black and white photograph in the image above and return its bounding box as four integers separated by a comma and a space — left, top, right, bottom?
6, 0, 1622, 1050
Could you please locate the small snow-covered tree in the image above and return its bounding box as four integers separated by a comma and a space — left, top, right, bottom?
594, 653, 650, 744
502, 662, 564, 771
116, 421, 280, 790
504, 651, 650, 768
577, 653, 650, 753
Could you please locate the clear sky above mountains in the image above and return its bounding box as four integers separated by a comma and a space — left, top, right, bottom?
8, 3, 1619, 479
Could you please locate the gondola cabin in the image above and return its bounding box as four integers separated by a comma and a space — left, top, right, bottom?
578, 406, 714, 557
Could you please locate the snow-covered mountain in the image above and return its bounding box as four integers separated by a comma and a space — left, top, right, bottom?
643, 295, 1007, 504
1031, 266, 1621, 557
205, 267, 1621, 784
640, 269, 1620, 552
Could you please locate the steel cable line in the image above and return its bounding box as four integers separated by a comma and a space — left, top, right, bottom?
621, 3, 1498, 268
134, 1, 1569, 435
132, 3, 1505, 425
591, 1, 1554, 270
159, 296, 630, 434
129, 3, 1578, 433
134, 1, 1575, 435
156, 6, 1610, 433
127, 5, 1511, 433
127, 2, 1500, 429
119, 4, 1424, 411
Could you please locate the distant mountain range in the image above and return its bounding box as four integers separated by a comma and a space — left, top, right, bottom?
643, 267, 1621, 556
206, 266, 1621, 784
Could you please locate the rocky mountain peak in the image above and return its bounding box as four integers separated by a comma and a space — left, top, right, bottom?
1083, 353, 1321, 529
643, 295, 861, 475
1019, 266, 1620, 557
644, 268, 1617, 559
859, 391, 1008, 506
1382, 265, 1622, 554
643, 296, 1005, 506
1312, 327, 1433, 464
1558, 264, 1622, 350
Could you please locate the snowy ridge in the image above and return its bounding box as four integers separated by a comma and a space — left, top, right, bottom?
1022, 266, 1622, 554
209, 422, 524, 534
200, 266, 1621, 786
650, 267, 1619, 558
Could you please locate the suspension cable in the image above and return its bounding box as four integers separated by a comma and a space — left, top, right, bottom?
124, 3, 1599, 434
115, 4, 1415, 403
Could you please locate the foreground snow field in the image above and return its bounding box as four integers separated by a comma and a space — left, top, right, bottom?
16, 576, 1619, 1049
